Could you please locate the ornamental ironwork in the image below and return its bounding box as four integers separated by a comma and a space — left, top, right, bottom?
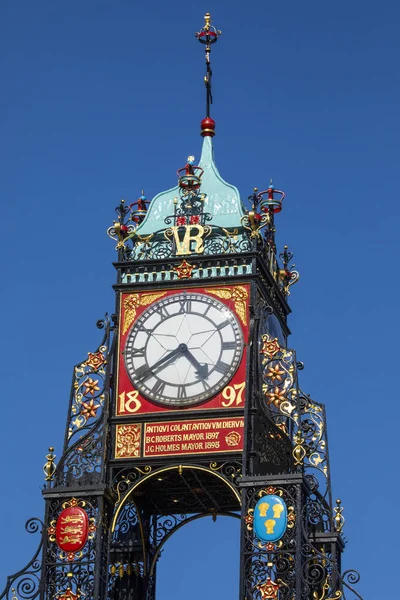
107, 165, 298, 299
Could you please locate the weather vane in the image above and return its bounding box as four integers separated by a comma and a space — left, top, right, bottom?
195, 13, 221, 119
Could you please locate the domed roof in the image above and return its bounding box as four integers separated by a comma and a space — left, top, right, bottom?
134, 136, 245, 236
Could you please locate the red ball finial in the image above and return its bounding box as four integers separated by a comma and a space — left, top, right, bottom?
201, 117, 216, 137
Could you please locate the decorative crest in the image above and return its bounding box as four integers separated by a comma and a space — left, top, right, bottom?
195, 13, 221, 135
107, 193, 150, 248
177, 156, 204, 191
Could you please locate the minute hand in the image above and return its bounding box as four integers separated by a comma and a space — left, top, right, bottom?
182, 348, 209, 379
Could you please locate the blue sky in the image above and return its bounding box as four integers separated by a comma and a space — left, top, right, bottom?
1, 1, 399, 597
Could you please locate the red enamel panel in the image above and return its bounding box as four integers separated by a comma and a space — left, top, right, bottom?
116, 284, 249, 416
143, 416, 244, 457
55, 506, 89, 552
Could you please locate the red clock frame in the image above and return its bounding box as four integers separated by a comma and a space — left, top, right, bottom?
116, 284, 249, 416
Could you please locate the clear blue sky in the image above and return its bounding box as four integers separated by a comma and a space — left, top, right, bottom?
1, 1, 398, 598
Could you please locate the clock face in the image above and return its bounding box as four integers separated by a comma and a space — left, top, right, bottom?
124, 292, 244, 407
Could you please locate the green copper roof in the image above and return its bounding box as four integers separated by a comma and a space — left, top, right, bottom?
135, 136, 245, 236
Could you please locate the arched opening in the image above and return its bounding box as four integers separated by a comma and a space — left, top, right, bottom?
156, 514, 241, 599
110, 464, 242, 598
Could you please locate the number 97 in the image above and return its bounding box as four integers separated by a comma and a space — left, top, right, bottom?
221, 382, 246, 407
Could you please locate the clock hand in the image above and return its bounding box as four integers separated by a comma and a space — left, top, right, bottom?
181, 347, 209, 379
137, 347, 181, 381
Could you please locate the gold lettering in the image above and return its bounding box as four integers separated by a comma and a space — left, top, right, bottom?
172, 225, 206, 255
119, 390, 141, 414
222, 382, 246, 407
258, 502, 270, 517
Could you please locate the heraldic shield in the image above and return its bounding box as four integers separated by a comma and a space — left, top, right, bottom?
254, 495, 288, 543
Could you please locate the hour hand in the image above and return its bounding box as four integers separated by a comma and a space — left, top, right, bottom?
182, 348, 209, 379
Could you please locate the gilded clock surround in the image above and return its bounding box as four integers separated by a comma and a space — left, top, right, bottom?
123, 291, 244, 407
116, 284, 249, 417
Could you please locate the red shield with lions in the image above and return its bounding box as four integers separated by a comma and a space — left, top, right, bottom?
55, 506, 88, 552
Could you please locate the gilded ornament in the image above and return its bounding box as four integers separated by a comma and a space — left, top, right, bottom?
334, 499, 345, 533
173, 259, 195, 279
88, 518, 97, 538
55, 588, 80, 600
82, 378, 100, 397
266, 363, 285, 381
287, 507, 296, 528
80, 399, 101, 420
166, 223, 211, 256
265, 386, 286, 408
244, 511, 254, 530
293, 431, 306, 466
47, 520, 57, 542
84, 351, 105, 371
221, 227, 239, 252
207, 286, 248, 326
122, 292, 167, 335
266, 542, 275, 551
260, 336, 281, 357
256, 576, 280, 599
225, 431, 241, 447
115, 424, 141, 459
43, 446, 56, 482
241, 210, 270, 239
62, 497, 85, 509
312, 576, 343, 600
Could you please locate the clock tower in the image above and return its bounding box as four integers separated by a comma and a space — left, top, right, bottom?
1, 14, 363, 600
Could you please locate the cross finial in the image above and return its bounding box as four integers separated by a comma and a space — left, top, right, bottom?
195, 13, 221, 120
204, 12, 212, 31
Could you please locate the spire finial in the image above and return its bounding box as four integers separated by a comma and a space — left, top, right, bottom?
195, 13, 221, 137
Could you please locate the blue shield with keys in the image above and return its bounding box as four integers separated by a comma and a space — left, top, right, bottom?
254, 495, 287, 542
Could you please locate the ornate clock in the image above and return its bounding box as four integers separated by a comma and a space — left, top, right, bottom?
124, 292, 244, 407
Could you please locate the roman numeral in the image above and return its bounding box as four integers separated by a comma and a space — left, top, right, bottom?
216, 320, 229, 330
214, 361, 231, 375
203, 304, 211, 316
221, 341, 237, 350
177, 386, 187, 399
176, 297, 192, 313
159, 304, 170, 318
142, 324, 156, 334
130, 346, 146, 357
152, 380, 166, 396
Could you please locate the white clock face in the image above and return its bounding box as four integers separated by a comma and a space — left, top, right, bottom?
124, 292, 244, 407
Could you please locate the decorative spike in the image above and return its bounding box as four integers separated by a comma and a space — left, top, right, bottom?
334, 499, 345, 532
43, 447, 56, 482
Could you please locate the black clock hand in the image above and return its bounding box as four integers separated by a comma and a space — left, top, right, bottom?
137, 347, 181, 381
181, 347, 209, 379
